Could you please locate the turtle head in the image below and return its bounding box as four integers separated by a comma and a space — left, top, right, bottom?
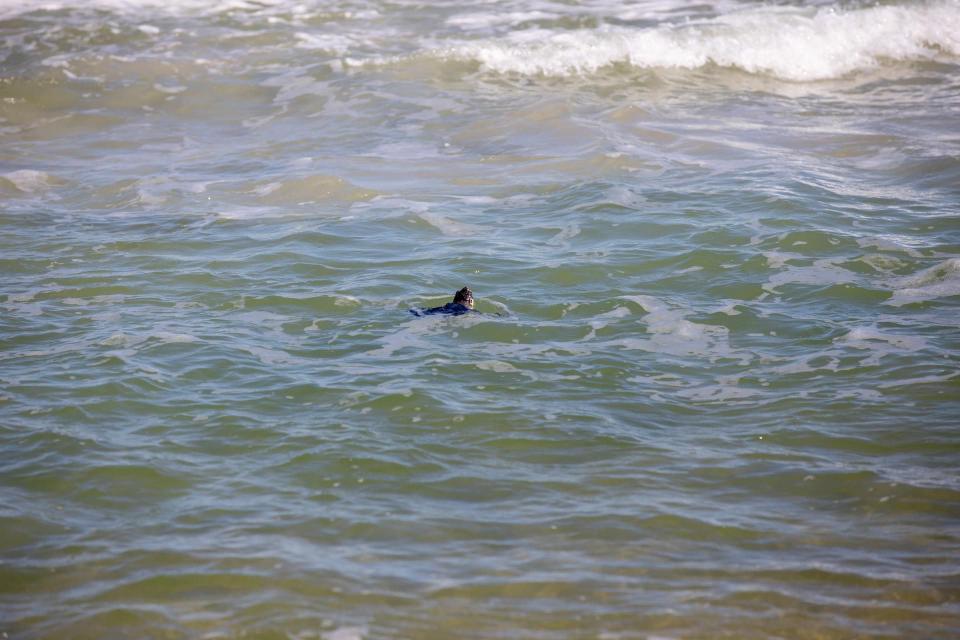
453, 287, 474, 309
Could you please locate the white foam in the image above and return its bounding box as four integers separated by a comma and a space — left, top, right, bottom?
886, 258, 960, 307
475, 360, 520, 373
857, 235, 925, 258
876, 372, 960, 389
322, 627, 367, 640
417, 211, 484, 237
370, 305, 492, 358
861, 253, 910, 273
454, 195, 498, 205
602, 185, 646, 209
216, 206, 277, 220
150, 331, 198, 344
366, 314, 444, 358
838, 326, 926, 352
101, 332, 147, 348
763, 251, 797, 270
136, 187, 167, 206
1, 169, 60, 193
351, 196, 429, 217
334, 295, 360, 307
295, 32, 356, 55
547, 223, 581, 246
617, 295, 735, 359
153, 83, 187, 94
438, 3, 960, 81
713, 301, 741, 316
575, 305, 629, 341
763, 258, 853, 294
254, 182, 282, 197
243, 345, 301, 365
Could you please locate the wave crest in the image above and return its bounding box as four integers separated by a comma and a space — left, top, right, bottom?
439, 3, 960, 81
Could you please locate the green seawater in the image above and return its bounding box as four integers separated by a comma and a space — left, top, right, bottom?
1, 1, 959, 638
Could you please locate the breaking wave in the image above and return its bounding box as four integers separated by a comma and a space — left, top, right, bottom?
437, 2, 960, 81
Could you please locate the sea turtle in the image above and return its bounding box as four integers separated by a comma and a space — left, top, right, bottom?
410, 287, 476, 316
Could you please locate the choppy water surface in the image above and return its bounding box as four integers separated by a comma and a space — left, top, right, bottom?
2, 0, 960, 637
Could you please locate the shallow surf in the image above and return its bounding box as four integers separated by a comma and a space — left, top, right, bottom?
1, 0, 959, 637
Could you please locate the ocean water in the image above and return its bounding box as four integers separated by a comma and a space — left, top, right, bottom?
1, 0, 959, 637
